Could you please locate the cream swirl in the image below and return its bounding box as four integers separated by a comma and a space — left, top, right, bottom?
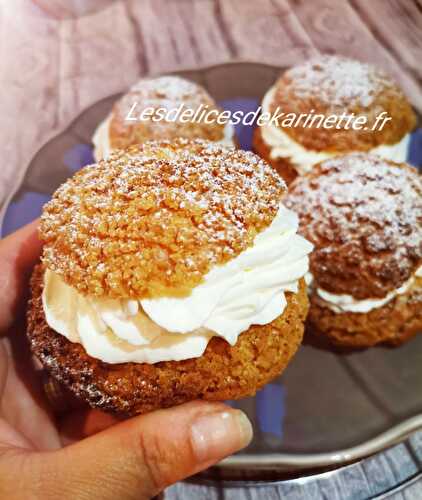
42, 205, 312, 364
92, 115, 236, 161
308, 266, 422, 313
260, 86, 410, 175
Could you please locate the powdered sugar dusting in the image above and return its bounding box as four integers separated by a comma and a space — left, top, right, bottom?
285, 153, 422, 297
40, 139, 286, 299
110, 76, 226, 146
123, 76, 205, 112
285, 56, 391, 108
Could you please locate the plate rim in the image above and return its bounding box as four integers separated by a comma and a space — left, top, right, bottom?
220, 414, 422, 471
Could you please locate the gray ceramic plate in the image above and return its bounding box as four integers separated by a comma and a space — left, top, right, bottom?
2, 62, 422, 479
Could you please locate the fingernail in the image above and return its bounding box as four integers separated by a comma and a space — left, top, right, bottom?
190, 409, 253, 463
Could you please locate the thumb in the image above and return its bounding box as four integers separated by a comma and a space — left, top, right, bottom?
6, 401, 252, 499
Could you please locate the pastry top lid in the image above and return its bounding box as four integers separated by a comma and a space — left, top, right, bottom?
269, 56, 416, 152
40, 139, 286, 299
285, 153, 422, 299
108, 76, 228, 149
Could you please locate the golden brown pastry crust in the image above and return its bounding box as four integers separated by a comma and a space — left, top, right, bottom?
252, 126, 298, 185
40, 139, 286, 299
108, 76, 228, 149
307, 277, 422, 347
269, 56, 416, 152
27, 265, 308, 416
285, 154, 422, 299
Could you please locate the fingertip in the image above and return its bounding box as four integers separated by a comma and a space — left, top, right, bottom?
190, 408, 253, 464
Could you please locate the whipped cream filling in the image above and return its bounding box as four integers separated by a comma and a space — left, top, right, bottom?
42, 205, 313, 364
309, 266, 422, 313
92, 114, 236, 161
260, 86, 410, 175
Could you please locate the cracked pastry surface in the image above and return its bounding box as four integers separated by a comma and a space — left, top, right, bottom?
93, 76, 236, 160
285, 153, 422, 298
285, 153, 422, 347
307, 276, 422, 348
269, 55, 415, 152
40, 139, 286, 299
253, 56, 416, 183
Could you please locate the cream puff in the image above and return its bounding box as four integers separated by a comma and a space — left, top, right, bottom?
27, 139, 313, 415
93, 76, 236, 160
285, 153, 422, 347
253, 56, 416, 184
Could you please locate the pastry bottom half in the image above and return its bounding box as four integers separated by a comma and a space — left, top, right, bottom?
27, 265, 308, 416
252, 127, 299, 185
307, 277, 422, 348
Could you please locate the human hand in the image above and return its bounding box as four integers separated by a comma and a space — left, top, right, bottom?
0, 222, 253, 499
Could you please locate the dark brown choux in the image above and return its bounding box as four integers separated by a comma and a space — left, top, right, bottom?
285, 153, 422, 348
